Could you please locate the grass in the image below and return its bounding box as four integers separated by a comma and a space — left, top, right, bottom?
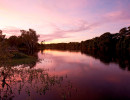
0, 52, 39, 67
12, 52, 30, 59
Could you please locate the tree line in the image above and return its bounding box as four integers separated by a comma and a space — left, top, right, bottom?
0, 29, 40, 60
0, 26, 130, 52
0, 29, 39, 51
45, 26, 130, 51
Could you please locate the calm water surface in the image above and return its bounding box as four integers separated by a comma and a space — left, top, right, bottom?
0, 50, 130, 100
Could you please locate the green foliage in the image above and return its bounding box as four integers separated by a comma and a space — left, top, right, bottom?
0, 42, 14, 60
0, 56, 38, 67
0, 29, 40, 57
12, 52, 30, 59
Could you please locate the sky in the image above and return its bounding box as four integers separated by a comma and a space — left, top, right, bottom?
0, 0, 130, 43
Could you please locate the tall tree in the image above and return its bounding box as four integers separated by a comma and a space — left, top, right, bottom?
0, 30, 5, 42
20, 29, 39, 50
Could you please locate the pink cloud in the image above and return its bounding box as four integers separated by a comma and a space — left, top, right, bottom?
104, 11, 130, 21
2, 26, 21, 37
39, 20, 100, 42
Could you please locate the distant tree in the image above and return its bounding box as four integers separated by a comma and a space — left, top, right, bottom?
41, 40, 45, 45
128, 26, 130, 31
0, 30, 2, 35
119, 27, 127, 34
100, 32, 111, 39
0, 30, 5, 42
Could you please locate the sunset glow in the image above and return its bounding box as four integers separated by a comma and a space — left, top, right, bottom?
0, 0, 130, 43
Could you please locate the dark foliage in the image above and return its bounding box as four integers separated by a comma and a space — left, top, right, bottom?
45, 42, 80, 50
81, 49, 130, 70
0, 29, 39, 51
45, 26, 130, 52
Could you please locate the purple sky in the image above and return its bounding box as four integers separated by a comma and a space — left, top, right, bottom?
0, 0, 130, 43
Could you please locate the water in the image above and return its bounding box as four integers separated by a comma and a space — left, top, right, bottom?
0, 49, 130, 100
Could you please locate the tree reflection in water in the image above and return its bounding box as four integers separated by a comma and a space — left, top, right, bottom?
81, 49, 130, 71
43, 49, 130, 70
0, 66, 77, 100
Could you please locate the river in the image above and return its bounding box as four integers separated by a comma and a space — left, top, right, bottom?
0, 49, 130, 100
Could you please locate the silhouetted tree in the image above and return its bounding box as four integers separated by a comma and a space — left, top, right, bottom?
8, 35, 18, 47
20, 29, 39, 50
45, 26, 130, 51
119, 27, 128, 34
0, 30, 5, 42
128, 26, 130, 31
